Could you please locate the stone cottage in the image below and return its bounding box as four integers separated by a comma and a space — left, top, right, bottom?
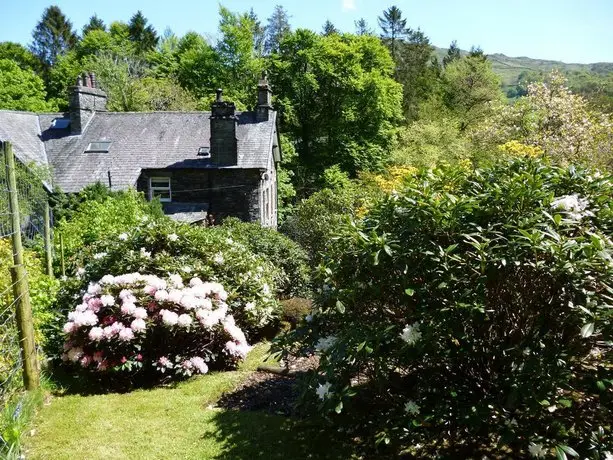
0, 73, 281, 227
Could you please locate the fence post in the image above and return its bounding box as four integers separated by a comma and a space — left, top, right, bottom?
59, 232, 65, 277
4, 141, 40, 390
44, 201, 53, 278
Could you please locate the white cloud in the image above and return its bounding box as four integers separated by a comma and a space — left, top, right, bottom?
342, 0, 356, 11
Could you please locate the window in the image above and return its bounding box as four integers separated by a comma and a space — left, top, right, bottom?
50, 118, 70, 129
149, 177, 171, 202
84, 141, 111, 153
197, 146, 211, 158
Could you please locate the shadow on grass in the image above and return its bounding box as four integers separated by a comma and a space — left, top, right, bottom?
206, 410, 354, 460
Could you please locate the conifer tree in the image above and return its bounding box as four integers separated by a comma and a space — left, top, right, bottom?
82, 14, 106, 36
128, 11, 159, 54
355, 18, 373, 36
443, 40, 461, 67
322, 20, 339, 36
264, 5, 291, 54
30, 5, 78, 70
378, 6, 408, 58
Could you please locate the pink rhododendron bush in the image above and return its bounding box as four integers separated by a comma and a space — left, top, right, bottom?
62, 272, 250, 379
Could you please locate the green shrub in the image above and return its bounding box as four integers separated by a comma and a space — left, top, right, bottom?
51, 217, 281, 359
281, 186, 366, 268
214, 218, 311, 298
279, 297, 313, 330
277, 159, 613, 457
53, 189, 164, 263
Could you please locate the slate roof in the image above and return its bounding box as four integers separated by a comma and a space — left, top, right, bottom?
0, 110, 278, 193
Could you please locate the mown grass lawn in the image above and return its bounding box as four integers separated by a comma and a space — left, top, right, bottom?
24, 344, 353, 460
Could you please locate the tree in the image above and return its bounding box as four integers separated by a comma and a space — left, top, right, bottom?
175, 32, 220, 98
469, 45, 486, 60
215, 6, 264, 106
247, 8, 266, 56
30, 6, 78, 71
264, 5, 291, 54
442, 55, 502, 130
395, 29, 438, 121
473, 70, 613, 169
378, 5, 407, 59
0, 59, 56, 112
0, 42, 39, 71
322, 20, 338, 36
127, 11, 159, 54
443, 40, 461, 67
354, 18, 373, 36
271, 30, 402, 184
82, 14, 106, 36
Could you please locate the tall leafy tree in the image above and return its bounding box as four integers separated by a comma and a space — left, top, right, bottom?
264, 5, 291, 54
215, 6, 264, 106
82, 14, 106, 36
271, 30, 402, 184
355, 18, 373, 36
30, 5, 78, 71
442, 55, 502, 130
322, 20, 339, 36
128, 11, 159, 54
0, 42, 39, 71
378, 6, 407, 59
443, 40, 461, 67
0, 59, 57, 112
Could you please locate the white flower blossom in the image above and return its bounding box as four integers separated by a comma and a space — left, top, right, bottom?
400, 322, 422, 345
603, 452, 613, 460
245, 301, 256, 311
315, 336, 337, 352
168, 233, 179, 242
93, 252, 107, 260
118, 233, 128, 241
214, 253, 224, 265
551, 194, 591, 220
404, 400, 420, 415
528, 442, 547, 458
140, 247, 151, 258
316, 382, 332, 400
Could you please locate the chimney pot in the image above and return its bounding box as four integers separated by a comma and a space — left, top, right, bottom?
89, 72, 97, 89
76, 75, 83, 87
216, 88, 223, 102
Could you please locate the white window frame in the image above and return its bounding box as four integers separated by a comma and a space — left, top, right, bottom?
149, 176, 172, 203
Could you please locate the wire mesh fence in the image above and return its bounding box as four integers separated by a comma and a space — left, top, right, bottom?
0, 141, 47, 436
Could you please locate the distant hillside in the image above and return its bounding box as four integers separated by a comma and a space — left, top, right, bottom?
433, 46, 613, 90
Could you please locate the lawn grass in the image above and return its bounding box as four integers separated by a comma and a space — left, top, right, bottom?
23, 344, 354, 460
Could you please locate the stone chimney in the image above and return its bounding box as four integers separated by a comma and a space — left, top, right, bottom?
210, 89, 238, 165
256, 71, 273, 122
69, 72, 107, 135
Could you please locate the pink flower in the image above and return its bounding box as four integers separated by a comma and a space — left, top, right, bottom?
98, 360, 108, 371
169, 274, 184, 288
87, 297, 103, 312
168, 289, 183, 304
189, 277, 203, 287
160, 309, 179, 326
133, 307, 148, 319
88, 327, 104, 341
158, 356, 172, 368
190, 356, 208, 374
177, 314, 192, 328
144, 285, 157, 296
100, 295, 115, 307
93, 351, 104, 363
118, 328, 135, 342
80, 355, 92, 367
155, 290, 169, 301
225, 341, 251, 359
119, 289, 133, 299
121, 303, 137, 315
131, 318, 146, 332
63, 322, 76, 334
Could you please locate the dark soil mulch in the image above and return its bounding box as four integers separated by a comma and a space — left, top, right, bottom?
217, 355, 318, 416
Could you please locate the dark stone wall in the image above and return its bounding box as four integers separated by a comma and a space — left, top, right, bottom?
137, 169, 262, 223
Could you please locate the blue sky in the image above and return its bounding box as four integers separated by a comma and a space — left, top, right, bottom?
1, 0, 612, 64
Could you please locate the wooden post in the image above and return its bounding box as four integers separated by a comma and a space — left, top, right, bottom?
44, 201, 53, 278
10, 265, 40, 390
5, 142, 23, 267
59, 232, 65, 277
4, 141, 39, 390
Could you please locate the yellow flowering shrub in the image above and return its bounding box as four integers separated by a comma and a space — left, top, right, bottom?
498, 140, 544, 158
